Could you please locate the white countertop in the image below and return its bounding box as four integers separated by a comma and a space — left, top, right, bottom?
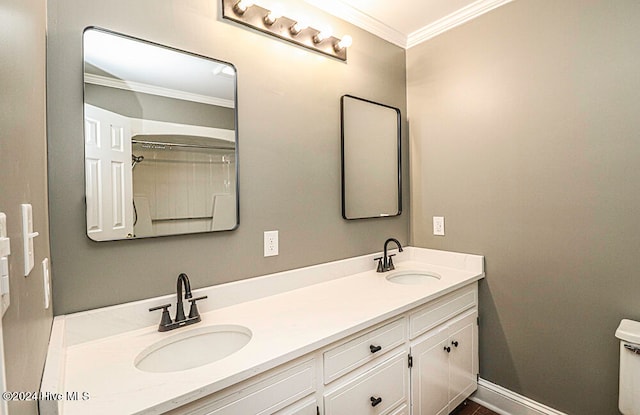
42, 247, 484, 414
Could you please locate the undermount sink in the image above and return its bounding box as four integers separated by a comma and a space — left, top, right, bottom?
386, 270, 441, 285
135, 325, 252, 373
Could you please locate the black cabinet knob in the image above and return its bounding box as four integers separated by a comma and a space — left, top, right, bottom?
444, 346, 451, 353
370, 396, 382, 407
370, 344, 382, 353
452, 340, 459, 347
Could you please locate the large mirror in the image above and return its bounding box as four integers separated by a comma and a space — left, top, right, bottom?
83, 28, 238, 241
341, 95, 401, 220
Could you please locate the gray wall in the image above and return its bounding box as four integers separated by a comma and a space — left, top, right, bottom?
0, 0, 53, 413
47, 0, 408, 314
407, 0, 640, 413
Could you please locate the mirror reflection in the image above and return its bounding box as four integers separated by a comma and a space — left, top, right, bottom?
341, 95, 401, 220
83, 28, 238, 241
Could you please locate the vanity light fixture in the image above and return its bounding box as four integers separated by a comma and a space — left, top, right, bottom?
221, 0, 350, 61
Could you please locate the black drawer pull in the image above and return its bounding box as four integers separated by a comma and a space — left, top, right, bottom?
452, 340, 459, 347
624, 344, 640, 354
370, 396, 382, 407
444, 346, 451, 353
369, 344, 382, 353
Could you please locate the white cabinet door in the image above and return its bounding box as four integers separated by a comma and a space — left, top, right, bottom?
410, 309, 478, 415
410, 327, 450, 415
448, 311, 478, 410
84, 104, 133, 240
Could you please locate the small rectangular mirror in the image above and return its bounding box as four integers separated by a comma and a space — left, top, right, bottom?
83, 28, 238, 241
341, 95, 402, 220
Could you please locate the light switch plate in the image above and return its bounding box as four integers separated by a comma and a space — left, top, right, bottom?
0, 213, 6, 238
0, 213, 10, 316
0, 213, 9, 258
42, 258, 51, 309
21, 204, 39, 276
1, 257, 9, 316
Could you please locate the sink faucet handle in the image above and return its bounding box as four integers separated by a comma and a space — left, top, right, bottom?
188, 295, 208, 320
374, 257, 384, 273
149, 304, 172, 328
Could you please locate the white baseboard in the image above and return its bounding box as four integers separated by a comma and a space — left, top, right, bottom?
470, 378, 567, 415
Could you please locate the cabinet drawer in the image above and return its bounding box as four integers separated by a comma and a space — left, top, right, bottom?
409, 283, 477, 339
169, 359, 315, 415
324, 318, 406, 384
274, 396, 318, 415
324, 352, 408, 415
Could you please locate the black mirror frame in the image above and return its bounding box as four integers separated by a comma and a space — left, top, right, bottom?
340, 94, 402, 220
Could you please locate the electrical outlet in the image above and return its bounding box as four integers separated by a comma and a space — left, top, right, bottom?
433, 216, 445, 236
264, 231, 279, 257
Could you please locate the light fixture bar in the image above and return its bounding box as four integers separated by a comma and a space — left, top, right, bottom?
221, 0, 349, 61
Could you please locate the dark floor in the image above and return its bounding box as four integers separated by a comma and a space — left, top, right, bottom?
450, 400, 500, 415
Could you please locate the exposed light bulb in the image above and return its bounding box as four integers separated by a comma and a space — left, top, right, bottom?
289, 18, 309, 36
234, 0, 254, 14
334, 34, 352, 51
313, 26, 333, 44
263, 6, 283, 25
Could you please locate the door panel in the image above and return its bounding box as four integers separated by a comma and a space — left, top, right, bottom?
410, 327, 449, 415
448, 311, 478, 411
84, 104, 133, 240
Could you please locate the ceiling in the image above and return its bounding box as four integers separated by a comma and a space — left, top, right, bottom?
84, 29, 236, 107
303, 0, 514, 48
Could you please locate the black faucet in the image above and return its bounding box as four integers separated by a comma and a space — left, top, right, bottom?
175, 273, 192, 322
374, 238, 404, 272
149, 273, 208, 332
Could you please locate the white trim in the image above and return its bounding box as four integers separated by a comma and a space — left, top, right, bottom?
303, 0, 407, 48
407, 0, 514, 48
304, 0, 514, 50
84, 74, 235, 108
471, 378, 568, 415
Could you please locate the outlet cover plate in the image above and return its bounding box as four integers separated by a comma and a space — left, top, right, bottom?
264, 231, 279, 257
433, 216, 445, 236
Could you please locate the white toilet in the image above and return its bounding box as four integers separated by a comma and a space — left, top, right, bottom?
616, 319, 640, 415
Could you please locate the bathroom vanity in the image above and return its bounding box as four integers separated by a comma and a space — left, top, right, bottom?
41, 247, 484, 415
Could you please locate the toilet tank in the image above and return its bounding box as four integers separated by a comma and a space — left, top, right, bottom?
616, 319, 640, 415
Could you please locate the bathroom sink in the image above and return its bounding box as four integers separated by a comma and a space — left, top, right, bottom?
135, 325, 251, 373
386, 270, 441, 285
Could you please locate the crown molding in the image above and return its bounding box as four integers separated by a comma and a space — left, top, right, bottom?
407, 0, 514, 48
83, 74, 235, 108
304, 0, 513, 50
303, 0, 407, 48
